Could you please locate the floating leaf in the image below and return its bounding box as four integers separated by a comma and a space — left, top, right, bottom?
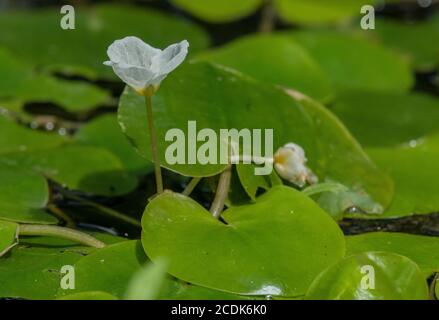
275, 0, 380, 25
305, 252, 429, 300
75, 114, 153, 175
346, 232, 439, 278
371, 15, 439, 71
0, 161, 55, 224
0, 220, 18, 257
171, 0, 263, 23
0, 4, 209, 79
331, 90, 439, 147
119, 62, 393, 213
142, 186, 345, 297
288, 30, 413, 93
1, 144, 138, 196
57, 291, 118, 300
196, 34, 334, 102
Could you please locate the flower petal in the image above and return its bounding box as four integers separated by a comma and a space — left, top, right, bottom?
107, 36, 161, 68
154, 40, 189, 75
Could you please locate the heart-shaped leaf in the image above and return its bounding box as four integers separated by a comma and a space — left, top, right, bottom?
1, 144, 138, 196
141, 186, 345, 297
0, 4, 209, 79
171, 0, 263, 23
196, 34, 334, 102
118, 61, 393, 213
346, 232, 439, 278
0, 220, 18, 257
0, 162, 56, 224
331, 90, 439, 147
288, 30, 413, 93
305, 252, 429, 300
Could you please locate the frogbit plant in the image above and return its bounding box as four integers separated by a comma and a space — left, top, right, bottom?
104, 36, 189, 194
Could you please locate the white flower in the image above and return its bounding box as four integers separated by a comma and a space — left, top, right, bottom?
274, 143, 318, 187
104, 36, 189, 95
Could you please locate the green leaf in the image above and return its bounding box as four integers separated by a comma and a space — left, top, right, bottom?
0, 114, 66, 155
141, 186, 345, 297
0, 48, 110, 113
365, 136, 439, 218
346, 232, 439, 278
163, 281, 255, 300
196, 34, 334, 102
236, 163, 281, 200
331, 91, 439, 147
1, 144, 138, 196
0, 220, 18, 257
57, 240, 147, 298
302, 182, 348, 197
288, 30, 413, 93
0, 161, 56, 224
0, 243, 94, 299
57, 291, 118, 300
125, 258, 168, 300
171, 0, 263, 23
0, 4, 209, 79
118, 61, 393, 213
371, 15, 439, 71
75, 114, 153, 175
275, 0, 380, 25
305, 252, 429, 300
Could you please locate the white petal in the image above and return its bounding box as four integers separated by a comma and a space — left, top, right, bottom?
112, 63, 156, 91
154, 40, 189, 76
107, 36, 161, 68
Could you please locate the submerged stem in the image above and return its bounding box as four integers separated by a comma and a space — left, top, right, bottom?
210, 165, 232, 219
145, 95, 164, 194
62, 192, 141, 228
182, 177, 202, 196
18, 224, 105, 248
259, 0, 276, 33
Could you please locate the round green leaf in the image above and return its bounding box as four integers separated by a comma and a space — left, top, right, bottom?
275, 0, 380, 25
331, 91, 439, 147
75, 114, 153, 175
346, 232, 439, 278
171, 0, 263, 23
0, 4, 209, 79
0, 161, 56, 224
1, 144, 138, 196
288, 30, 413, 93
118, 61, 393, 213
305, 252, 429, 300
142, 186, 345, 297
196, 34, 334, 102
57, 291, 118, 300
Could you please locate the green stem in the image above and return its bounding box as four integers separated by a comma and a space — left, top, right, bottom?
182, 177, 202, 196
18, 224, 105, 248
210, 165, 232, 219
145, 95, 164, 194
47, 204, 75, 228
259, 0, 276, 33
62, 192, 141, 228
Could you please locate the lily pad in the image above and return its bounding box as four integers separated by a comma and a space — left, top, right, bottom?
118, 61, 393, 213
196, 34, 334, 102
305, 252, 429, 300
331, 90, 439, 147
371, 15, 439, 71
1, 144, 138, 196
141, 186, 345, 297
275, 0, 380, 25
365, 136, 439, 218
75, 114, 153, 175
57, 240, 146, 298
0, 161, 56, 224
346, 232, 439, 278
0, 220, 18, 257
0, 115, 66, 155
288, 30, 413, 93
171, 0, 263, 23
57, 291, 118, 300
0, 4, 209, 79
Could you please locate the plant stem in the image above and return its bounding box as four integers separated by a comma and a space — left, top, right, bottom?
210, 165, 232, 219
47, 204, 75, 228
259, 0, 276, 33
145, 95, 163, 194
18, 224, 106, 248
62, 192, 141, 228
430, 272, 438, 300
182, 177, 202, 196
